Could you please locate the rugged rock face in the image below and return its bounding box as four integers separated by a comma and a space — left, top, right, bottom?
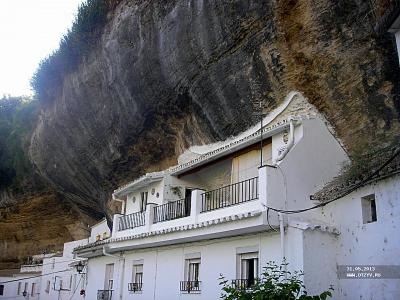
29, 0, 400, 222
0, 193, 92, 269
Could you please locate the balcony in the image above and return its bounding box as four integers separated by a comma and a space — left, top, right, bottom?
231, 279, 256, 289
128, 282, 143, 292
180, 281, 201, 293
201, 177, 258, 212
97, 290, 112, 300
111, 166, 276, 243
153, 198, 190, 223
118, 211, 145, 231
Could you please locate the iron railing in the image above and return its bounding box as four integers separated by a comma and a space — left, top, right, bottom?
97, 290, 113, 300
201, 177, 258, 212
128, 282, 143, 292
118, 211, 145, 231
153, 198, 191, 223
231, 279, 256, 289
180, 281, 201, 293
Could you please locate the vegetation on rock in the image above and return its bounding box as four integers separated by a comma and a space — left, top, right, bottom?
31, 0, 122, 103
0, 96, 38, 191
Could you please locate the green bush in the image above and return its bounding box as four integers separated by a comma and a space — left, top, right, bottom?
31, 0, 122, 103
0, 96, 38, 189
219, 261, 333, 300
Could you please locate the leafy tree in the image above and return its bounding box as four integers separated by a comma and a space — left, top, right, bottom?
0, 96, 38, 189
219, 261, 333, 300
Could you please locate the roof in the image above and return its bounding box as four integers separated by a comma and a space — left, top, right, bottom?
74, 210, 265, 254
114, 171, 165, 197
113, 91, 319, 196
312, 143, 400, 202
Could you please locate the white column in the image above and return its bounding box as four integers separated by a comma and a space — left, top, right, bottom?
258, 166, 268, 209
112, 214, 122, 237
145, 203, 156, 232
190, 189, 205, 224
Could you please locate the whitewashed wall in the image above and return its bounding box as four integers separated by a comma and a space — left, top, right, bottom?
89, 219, 111, 243
316, 175, 400, 299
84, 233, 283, 300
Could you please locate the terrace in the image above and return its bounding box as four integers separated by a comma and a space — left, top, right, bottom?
111, 168, 275, 241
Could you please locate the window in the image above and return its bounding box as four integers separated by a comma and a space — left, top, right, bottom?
129, 262, 143, 292
140, 191, 148, 212
0, 284, 4, 296
362, 194, 377, 224
17, 282, 22, 295
104, 263, 114, 290
181, 254, 201, 293
235, 251, 259, 289
31, 283, 36, 296
96, 234, 101, 241
45, 280, 51, 293
24, 282, 28, 293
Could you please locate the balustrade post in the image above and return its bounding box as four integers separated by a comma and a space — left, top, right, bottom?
112, 213, 122, 236
145, 203, 156, 232
190, 190, 205, 224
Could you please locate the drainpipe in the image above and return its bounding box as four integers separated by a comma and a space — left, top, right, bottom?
103, 247, 125, 300
278, 212, 287, 278
275, 118, 296, 163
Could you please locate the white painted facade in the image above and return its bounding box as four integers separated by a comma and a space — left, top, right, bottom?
4, 92, 397, 300
73, 92, 400, 300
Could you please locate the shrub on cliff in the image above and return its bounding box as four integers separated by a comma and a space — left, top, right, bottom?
0, 96, 38, 189
31, 0, 122, 103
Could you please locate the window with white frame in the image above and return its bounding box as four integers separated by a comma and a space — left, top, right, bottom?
181, 253, 201, 293
235, 247, 259, 289
0, 284, 4, 296
45, 280, 50, 293
17, 282, 22, 295
362, 194, 377, 224
129, 261, 143, 292
104, 263, 114, 290
24, 282, 28, 294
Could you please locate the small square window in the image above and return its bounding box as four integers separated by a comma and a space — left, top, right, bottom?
362, 194, 377, 224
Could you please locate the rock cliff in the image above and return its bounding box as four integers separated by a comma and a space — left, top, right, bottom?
28, 0, 400, 223
2, 0, 400, 268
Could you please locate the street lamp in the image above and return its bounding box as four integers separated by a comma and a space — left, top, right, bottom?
76, 261, 85, 274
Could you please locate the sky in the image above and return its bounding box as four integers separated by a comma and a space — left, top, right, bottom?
0, 0, 85, 97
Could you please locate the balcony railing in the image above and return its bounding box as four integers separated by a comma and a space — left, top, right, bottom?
97, 290, 113, 300
153, 198, 191, 223
180, 281, 201, 293
128, 282, 143, 292
231, 279, 256, 289
201, 177, 258, 212
118, 211, 145, 231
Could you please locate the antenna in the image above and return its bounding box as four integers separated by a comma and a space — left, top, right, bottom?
260, 101, 263, 167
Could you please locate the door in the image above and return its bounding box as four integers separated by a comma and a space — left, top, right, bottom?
184, 189, 192, 217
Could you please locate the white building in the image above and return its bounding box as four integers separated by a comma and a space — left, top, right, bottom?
0, 256, 44, 299
0, 220, 111, 300
73, 91, 400, 300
